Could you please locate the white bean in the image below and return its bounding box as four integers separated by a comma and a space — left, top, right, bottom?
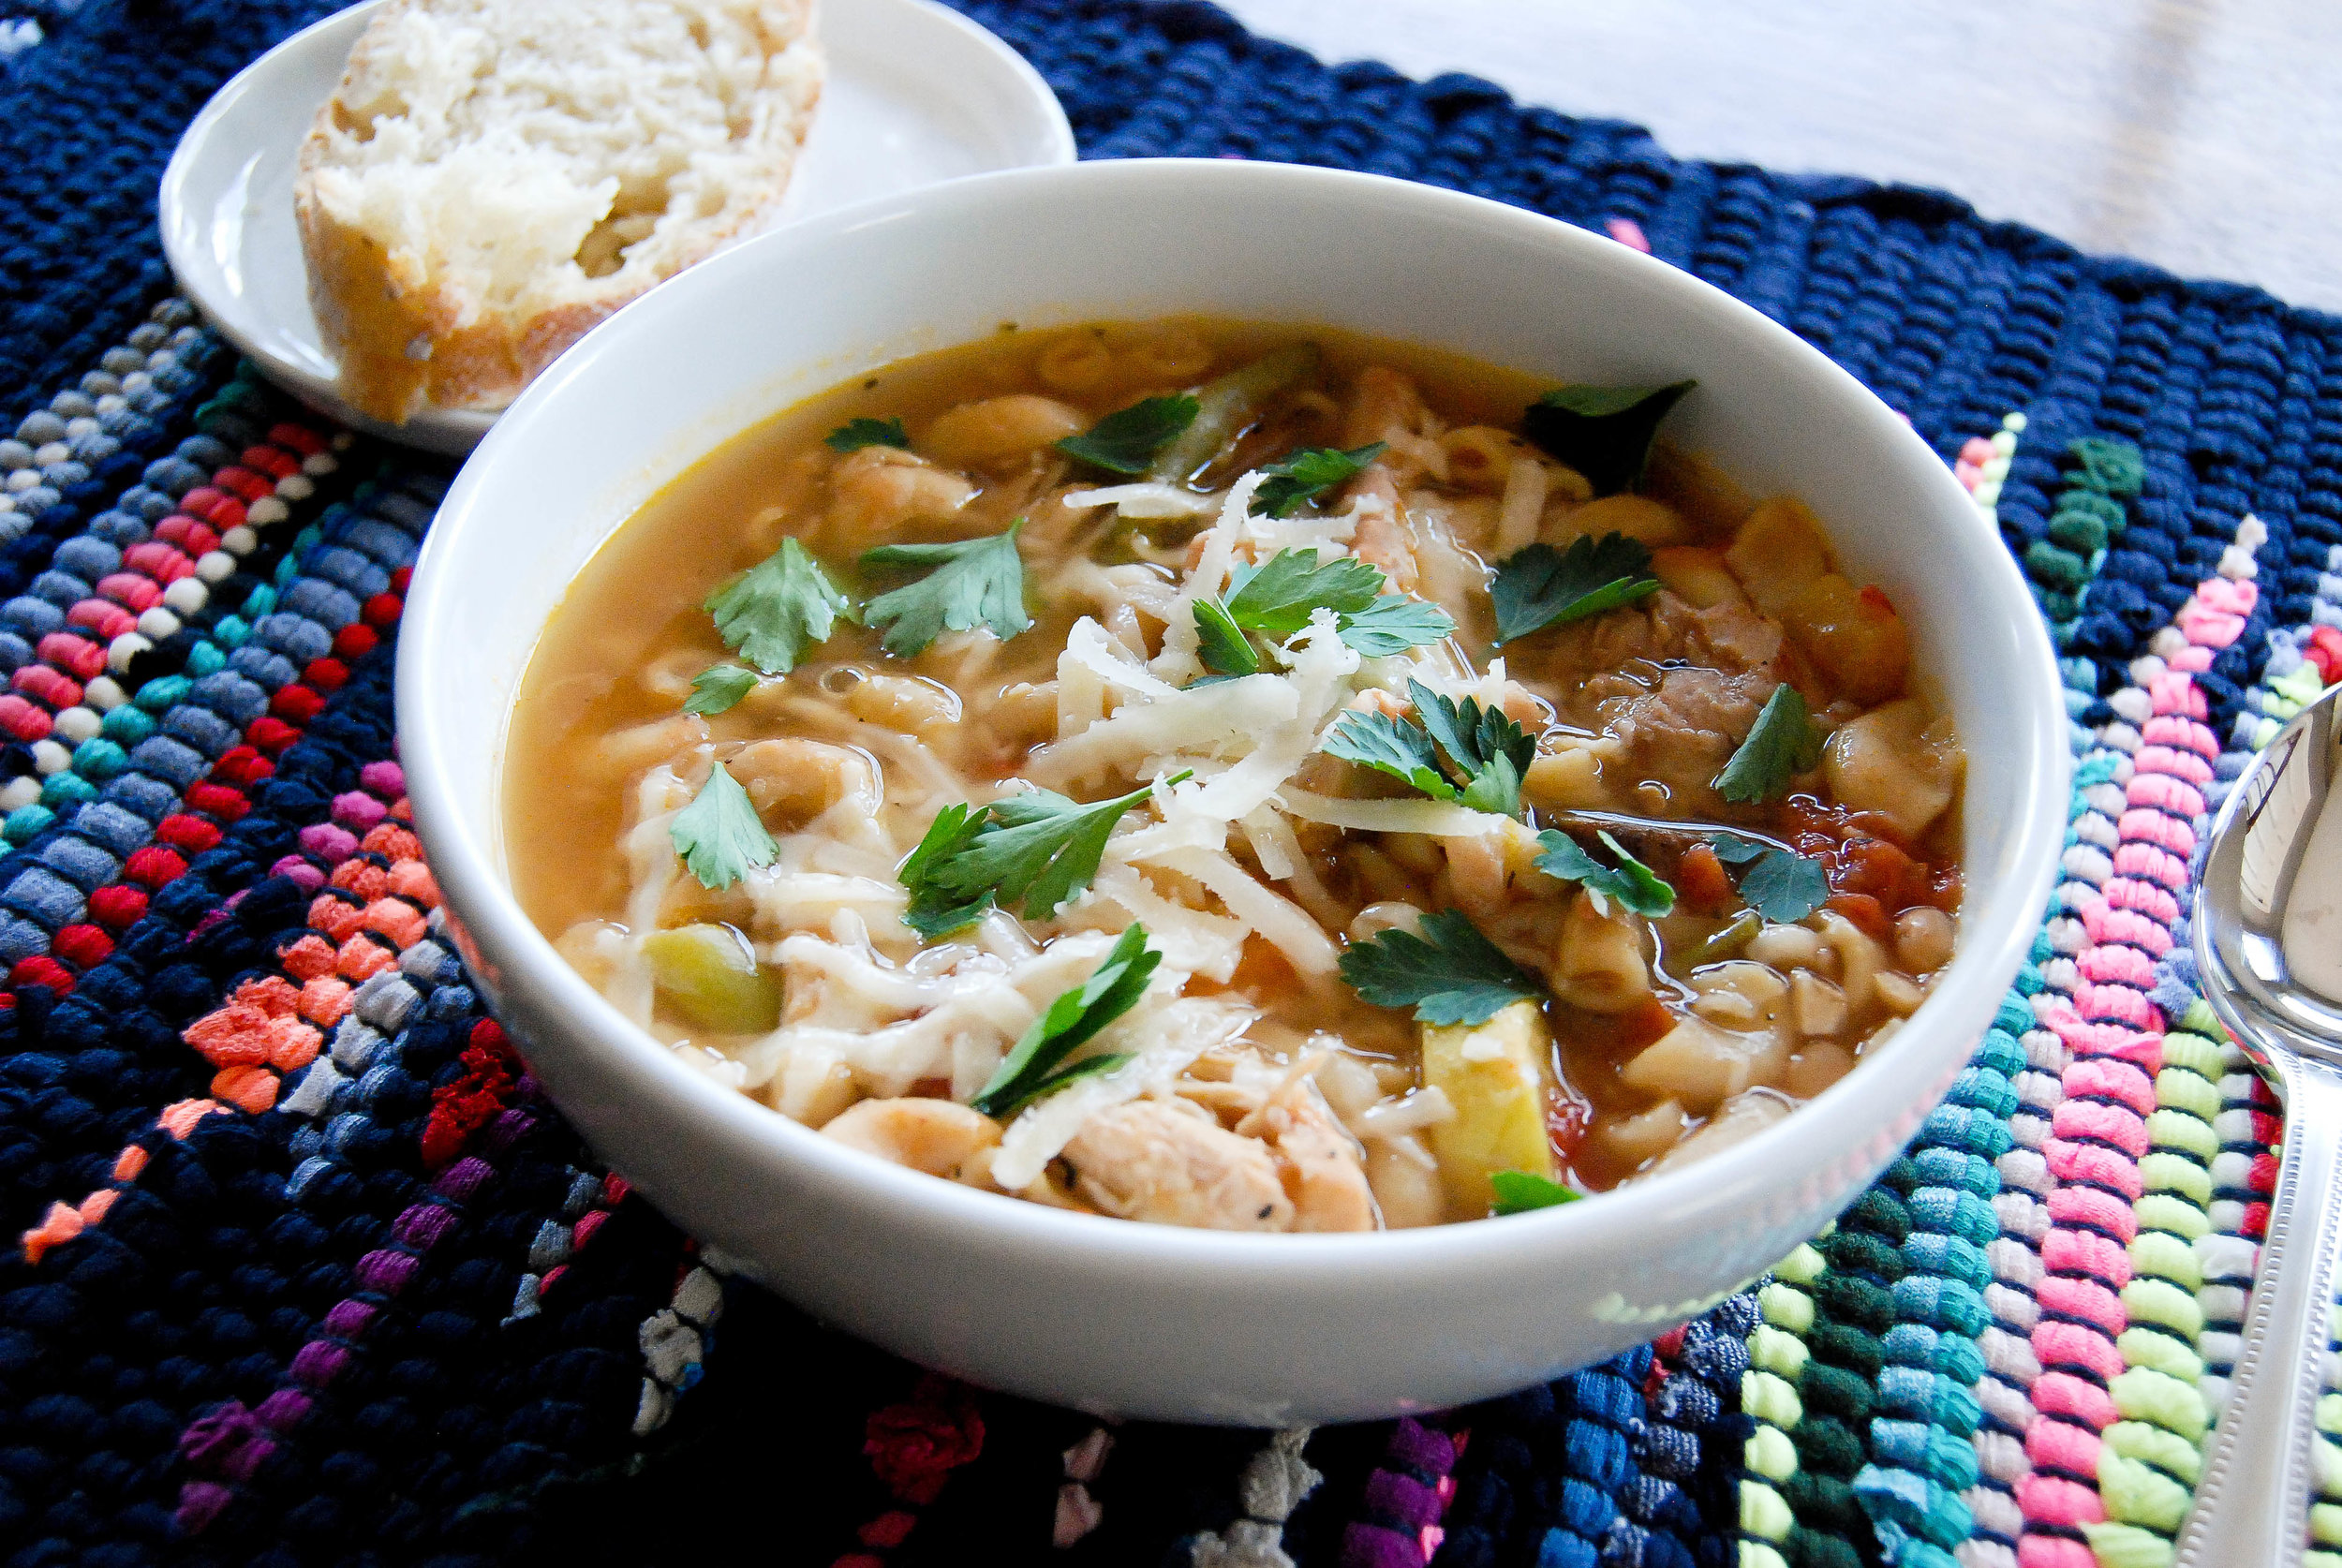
1895, 906, 1955, 973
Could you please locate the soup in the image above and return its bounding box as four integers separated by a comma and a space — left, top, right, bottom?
507, 318, 1964, 1231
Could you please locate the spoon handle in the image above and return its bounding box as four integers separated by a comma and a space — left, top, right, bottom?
2175, 1054, 2342, 1568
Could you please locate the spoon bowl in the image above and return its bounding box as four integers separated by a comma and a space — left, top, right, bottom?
2181, 683, 2342, 1565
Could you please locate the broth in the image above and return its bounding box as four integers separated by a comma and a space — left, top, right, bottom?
508, 317, 1964, 1229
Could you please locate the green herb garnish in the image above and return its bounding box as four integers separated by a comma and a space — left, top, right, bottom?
1338, 909, 1547, 1027
1193, 596, 1263, 678
1225, 549, 1385, 633
1710, 833, 1831, 923
860, 520, 1030, 658
1335, 596, 1458, 657
1532, 830, 1675, 918
897, 804, 996, 939
1410, 679, 1535, 817
684, 664, 757, 717
1056, 395, 1202, 475
971, 925, 1158, 1118
1712, 685, 1824, 804
1490, 532, 1662, 643
1490, 1169, 1581, 1216
824, 416, 911, 453
670, 762, 778, 890
1520, 380, 1695, 495
704, 538, 853, 675
1193, 549, 1455, 676
1320, 678, 1535, 817
901, 772, 1192, 924
1320, 709, 1456, 800
1250, 443, 1386, 518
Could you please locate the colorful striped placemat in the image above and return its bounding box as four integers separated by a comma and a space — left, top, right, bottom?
0, 1, 2336, 1563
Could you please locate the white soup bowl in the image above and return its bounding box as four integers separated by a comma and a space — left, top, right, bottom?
399, 157, 2067, 1424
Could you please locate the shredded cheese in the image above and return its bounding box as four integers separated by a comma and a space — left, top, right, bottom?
1273, 787, 1510, 837
1149, 473, 1264, 687
991, 993, 1255, 1188
1147, 843, 1339, 975
1028, 668, 1298, 789
1061, 481, 1220, 519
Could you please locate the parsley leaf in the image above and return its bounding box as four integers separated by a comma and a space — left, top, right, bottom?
1712, 685, 1823, 804
1408, 679, 1535, 818
670, 762, 778, 890
1332, 594, 1456, 657
910, 772, 1191, 922
1250, 442, 1386, 518
1191, 550, 1452, 674
1321, 709, 1458, 800
1520, 380, 1695, 495
971, 925, 1158, 1118
824, 416, 910, 452
1706, 834, 1768, 865
1056, 395, 1201, 475
860, 521, 1030, 658
898, 803, 995, 939
1710, 833, 1831, 923
1532, 829, 1675, 918
1490, 532, 1662, 643
1317, 681, 1534, 816
1740, 852, 1831, 924
1490, 1169, 1581, 1216
1338, 909, 1547, 1027
704, 539, 853, 675
1224, 549, 1385, 635
684, 664, 757, 717
1193, 596, 1262, 678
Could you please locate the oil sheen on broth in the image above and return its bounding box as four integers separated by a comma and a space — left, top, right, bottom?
507, 318, 1965, 1232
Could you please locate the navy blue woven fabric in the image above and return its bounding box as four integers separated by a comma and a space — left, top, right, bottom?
0, 2, 2334, 1566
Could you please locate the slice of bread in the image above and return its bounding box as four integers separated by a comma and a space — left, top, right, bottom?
295, 0, 823, 423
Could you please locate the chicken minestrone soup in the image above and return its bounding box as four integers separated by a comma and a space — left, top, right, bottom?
508, 319, 1964, 1231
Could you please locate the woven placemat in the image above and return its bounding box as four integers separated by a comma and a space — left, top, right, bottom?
0, 1, 2337, 1564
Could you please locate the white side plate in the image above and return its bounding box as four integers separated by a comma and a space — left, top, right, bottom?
158, 0, 1075, 454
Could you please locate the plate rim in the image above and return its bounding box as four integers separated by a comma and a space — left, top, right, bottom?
157, 0, 1077, 454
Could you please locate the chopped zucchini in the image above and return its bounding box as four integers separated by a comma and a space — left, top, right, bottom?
643, 923, 783, 1034
1148, 344, 1320, 483
1420, 998, 1560, 1218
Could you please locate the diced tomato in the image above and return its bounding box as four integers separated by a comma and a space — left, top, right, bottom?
1675, 842, 1733, 911
1618, 995, 1675, 1053
1824, 893, 1893, 942
1545, 1090, 1592, 1165
1843, 809, 1917, 851
1860, 584, 1896, 615
1925, 866, 1964, 912
1832, 836, 1930, 911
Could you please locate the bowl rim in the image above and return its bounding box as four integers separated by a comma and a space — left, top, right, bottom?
399, 155, 2068, 1277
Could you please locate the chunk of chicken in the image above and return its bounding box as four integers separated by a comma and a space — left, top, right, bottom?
822, 1097, 1001, 1185
823, 445, 975, 548
1340, 365, 1445, 481
1348, 466, 1420, 594
1243, 1071, 1378, 1232
1062, 1099, 1296, 1231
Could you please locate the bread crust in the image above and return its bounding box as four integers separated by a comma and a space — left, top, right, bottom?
295, 0, 823, 424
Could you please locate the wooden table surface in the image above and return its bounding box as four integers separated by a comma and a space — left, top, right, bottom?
1213, 0, 2342, 317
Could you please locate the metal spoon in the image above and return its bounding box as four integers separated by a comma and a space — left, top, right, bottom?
2182, 683, 2342, 1566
